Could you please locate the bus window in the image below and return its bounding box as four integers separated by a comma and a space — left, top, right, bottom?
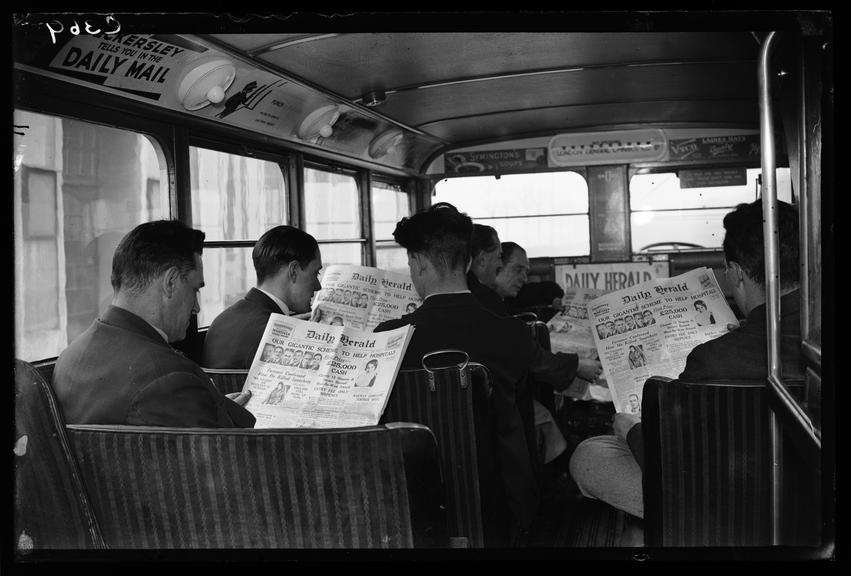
432, 171, 590, 257
371, 180, 411, 272
304, 166, 363, 266
189, 146, 288, 327
14, 110, 168, 361
630, 167, 792, 252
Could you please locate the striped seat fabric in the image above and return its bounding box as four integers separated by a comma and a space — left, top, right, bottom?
641, 376, 814, 547
381, 352, 496, 548
67, 422, 446, 549
14, 359, 105, 555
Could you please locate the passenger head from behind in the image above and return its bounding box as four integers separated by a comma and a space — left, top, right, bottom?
253, 225, 323, 314
470, 224, 502, 289
110, 220, 205, 342
392, 202, 473, 299
495, 242, 530, 298
722, 200, 799, 315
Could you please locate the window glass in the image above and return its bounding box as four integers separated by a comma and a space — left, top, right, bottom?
198, 247, 254, 328
304, 167, 361, 240
630, 167, 793, 251
14, 110, 168, 361
316, 243, 363, 267
433, 171, 590, 257
372, 180, 410, 272
190, 147, 287, 241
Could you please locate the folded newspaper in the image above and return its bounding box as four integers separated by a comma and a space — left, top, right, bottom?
587, 267, 738, 414
546, 287, 611, 402
241, 313, 414, 428
309, 264, 422, 331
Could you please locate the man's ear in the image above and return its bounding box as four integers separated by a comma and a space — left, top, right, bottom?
286, 260, 301, 282
162, 266, 181, 298
728, 261, 746, 285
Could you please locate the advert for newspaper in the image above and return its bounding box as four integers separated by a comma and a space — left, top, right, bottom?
587, 267, 738, 414
309, 265, 422, 331
547, 287, 610, 401
242, 313, 414, 429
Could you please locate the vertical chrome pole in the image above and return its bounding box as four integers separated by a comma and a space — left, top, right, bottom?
757, 30, 783, 547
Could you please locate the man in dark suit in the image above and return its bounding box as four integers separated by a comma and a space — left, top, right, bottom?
53, 220, 255, 428
374, 203, 545, 546
203, 226, 322, 369
569, 199, 803, 527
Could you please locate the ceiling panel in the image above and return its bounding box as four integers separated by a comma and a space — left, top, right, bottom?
248, 32, 758, 99
421, 100, 759, 144
374, 63, 756, 129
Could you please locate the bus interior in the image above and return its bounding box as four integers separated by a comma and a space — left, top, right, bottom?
12, 11, 833, 560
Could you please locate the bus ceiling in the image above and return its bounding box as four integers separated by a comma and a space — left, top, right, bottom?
13, 17, 819, 177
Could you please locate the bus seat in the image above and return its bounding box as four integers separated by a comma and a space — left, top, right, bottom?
380, 350, 496, 547
203, 368, 249, 395
523, 319, 558, 418
14, 359, 106, 554
641, 375, 814, 547
66, 422, 447, 549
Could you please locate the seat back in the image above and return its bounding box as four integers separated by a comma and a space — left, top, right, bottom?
381, 351, 495, 547
203, 368, 249, 395
641, 376, 812, 547
523, 319, 557, 417
66, 422, 446, 548
14, 359, 105, 554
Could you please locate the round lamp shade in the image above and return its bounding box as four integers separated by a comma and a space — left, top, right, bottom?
177, 58, 237, 111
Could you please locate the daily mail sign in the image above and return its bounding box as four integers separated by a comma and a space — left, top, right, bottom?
548, 129, 667, 166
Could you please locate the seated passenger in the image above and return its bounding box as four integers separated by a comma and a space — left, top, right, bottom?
203, 226, 322, 369
374, 203, 543, 545
496, 242, 565, 321
469, 233, 602, 393
569, 199, 804, 527
53, 220, 255, 428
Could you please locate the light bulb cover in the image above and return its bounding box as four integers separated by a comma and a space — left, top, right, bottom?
297, 104, 341, 141
177, 57, 236, 111
368, 128, 404, 158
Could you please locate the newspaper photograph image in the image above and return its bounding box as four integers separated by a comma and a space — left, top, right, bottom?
587, 267, 738, 414
546, 286, 611, 402
309, 264, 422, 331
241, 313, 415, 429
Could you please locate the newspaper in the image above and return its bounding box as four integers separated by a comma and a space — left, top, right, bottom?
241, 313, 414, 428
547, 287, 611, 402
587, 267, 738, 414
309, 265, 422, 331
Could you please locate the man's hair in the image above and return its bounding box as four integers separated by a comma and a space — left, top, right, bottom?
471, 224, 499, 258
500, 241, 526, 265
111, 220, 205, 295
253, 226, 319, 284
392, 202, 473, 273
722, 200, 799, 287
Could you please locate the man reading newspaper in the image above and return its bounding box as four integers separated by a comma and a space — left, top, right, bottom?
568, 200, 804, 539
309, 264, 422, 331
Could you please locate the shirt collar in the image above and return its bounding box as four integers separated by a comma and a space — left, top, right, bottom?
423, 290, 471, 302
257, 288, 291, 315
147, 321, 169, 343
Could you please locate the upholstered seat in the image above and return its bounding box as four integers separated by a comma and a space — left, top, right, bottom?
14, 359, 105, 555
381, 350, 496, 547
641, 375, 817, 547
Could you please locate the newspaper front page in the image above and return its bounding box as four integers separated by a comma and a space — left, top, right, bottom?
547, 287, 611, 402
309, 265, 422, 331
242, 313, 414, 428
587, 267, 738, 414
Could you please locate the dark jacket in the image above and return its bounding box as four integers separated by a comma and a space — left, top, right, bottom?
54, 305, 255, 428
629, 290, 804, 471
203, 288, 285, 369
375, 292, 541, 532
